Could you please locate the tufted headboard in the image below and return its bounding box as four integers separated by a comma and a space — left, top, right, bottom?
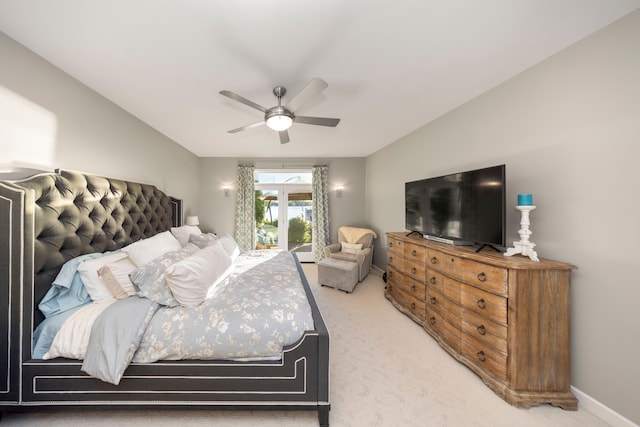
0, 169, 181, 325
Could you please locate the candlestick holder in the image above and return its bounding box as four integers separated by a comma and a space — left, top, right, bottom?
504, 205, 539, 262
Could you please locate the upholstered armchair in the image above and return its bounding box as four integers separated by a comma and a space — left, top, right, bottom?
323, 226, 377, 281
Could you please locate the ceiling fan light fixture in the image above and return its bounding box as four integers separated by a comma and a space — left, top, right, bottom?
265, 108, 294, 131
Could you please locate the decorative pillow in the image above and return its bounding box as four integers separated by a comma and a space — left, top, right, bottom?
218, 234, 240, 261
97, 257, 137, 300
129, 244, 199, 307
170, 225, 203, 246
77, 252, 129, 302
121, 231, 182, 266
341, 242, 363, 255
165, 242, 233, 308
188, 232, 218, 249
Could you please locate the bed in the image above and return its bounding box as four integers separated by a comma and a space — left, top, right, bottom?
0, 170, 330, 426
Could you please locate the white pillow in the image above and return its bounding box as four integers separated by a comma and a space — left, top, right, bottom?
77, 252, 129, 302
341, 242, 363, 254
164, 242, 233, 307
43, 299, 116, 360
121, 231, 182, 266
170, 225, 202, 246
218, 234, 240, 261
97, 257, 137, 299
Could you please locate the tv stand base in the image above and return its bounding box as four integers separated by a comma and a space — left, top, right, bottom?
475, 243, 502, 253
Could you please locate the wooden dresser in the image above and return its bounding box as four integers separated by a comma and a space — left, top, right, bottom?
385, 232, 577, 410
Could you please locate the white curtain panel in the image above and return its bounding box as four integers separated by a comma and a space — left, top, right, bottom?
234, 165, 256, 252
312, 166, 330, 263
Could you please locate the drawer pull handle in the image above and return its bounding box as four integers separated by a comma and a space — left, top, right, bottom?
411, 267, 417, 274
429, 316, 436, 325
477, 272, 487, 282
389, 242, 393, 248
477, 351, 486, 362
412, 250, 417, 257
430, 277, 436, 285
411, 302, 416, 309
477, 298, 486, 309
430, 257, 437, 264
430, 297, 437, 305
388, 271, 393, 279
389, 256, 393, 263
411, 285, 416, 292
477, 325, 486, 335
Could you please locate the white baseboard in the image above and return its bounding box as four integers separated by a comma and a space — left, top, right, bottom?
370, 265, 384, 277
572, 386, 639, 427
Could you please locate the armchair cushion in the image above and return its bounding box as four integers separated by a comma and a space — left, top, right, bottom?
323, 243, 341, 259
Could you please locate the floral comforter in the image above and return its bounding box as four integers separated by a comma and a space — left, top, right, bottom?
81, 250, 314, 384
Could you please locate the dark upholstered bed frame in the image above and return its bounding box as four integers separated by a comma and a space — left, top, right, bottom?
0, 170, 330, 425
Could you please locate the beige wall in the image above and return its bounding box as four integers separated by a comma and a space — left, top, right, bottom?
0, 32, 200, 215
198, 157, 367, 242
366, 10, 640, 424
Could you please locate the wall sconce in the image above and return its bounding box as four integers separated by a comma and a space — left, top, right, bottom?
336, 185, 344, 198
185, 215, 200, 226
223, 185, 231, 197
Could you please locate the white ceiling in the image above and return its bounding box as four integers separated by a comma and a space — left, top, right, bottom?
1, 1, 639, 158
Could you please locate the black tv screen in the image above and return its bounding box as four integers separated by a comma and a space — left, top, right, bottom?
405, 165, 505, 247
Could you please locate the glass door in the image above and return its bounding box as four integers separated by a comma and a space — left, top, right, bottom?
255, 170, 314, 262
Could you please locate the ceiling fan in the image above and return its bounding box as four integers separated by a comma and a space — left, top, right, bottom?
219, 77, 340, 144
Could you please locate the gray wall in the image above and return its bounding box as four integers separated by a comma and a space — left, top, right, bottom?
3, 9, 638, 422
198, 157, 367, 243
0, 32, 200, 215
366, 10, 640, 424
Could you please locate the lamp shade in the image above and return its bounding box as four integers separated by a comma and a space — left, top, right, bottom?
185, 216, 199, 226
265, 114, 293, 131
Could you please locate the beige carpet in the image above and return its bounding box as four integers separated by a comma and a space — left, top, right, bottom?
1, 264, 609, 427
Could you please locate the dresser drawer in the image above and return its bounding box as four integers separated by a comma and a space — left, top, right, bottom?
426, 286, 444, 316
461, 309, 507, 353
460, 283, 507, 325
387, 236, 403, 256
393, 287, 425, 321
403, 241, 427, 263
442, 317, 462, 353
387, 252, 404, 272
426, 269, 444, 294
427, 250, 508, 295
386, 275, 425, 322
398, 275, 426, 301
424, 305, 444, 337
461, 332, 507, 381
386, 266, 400, 287
442, 277, 461, 304
402, 258, 426, 283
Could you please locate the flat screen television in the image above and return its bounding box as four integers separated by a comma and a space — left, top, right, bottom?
405, 165, 506, 249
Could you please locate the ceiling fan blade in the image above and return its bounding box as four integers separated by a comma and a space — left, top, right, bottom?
227, 121, 265, 134
279, 130, 290, 144
295, 116, 341, 127
219, 90, 268, 113
286, 78, 328, 112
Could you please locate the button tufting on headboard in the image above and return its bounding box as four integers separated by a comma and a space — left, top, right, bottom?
9, 170, 177, 317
